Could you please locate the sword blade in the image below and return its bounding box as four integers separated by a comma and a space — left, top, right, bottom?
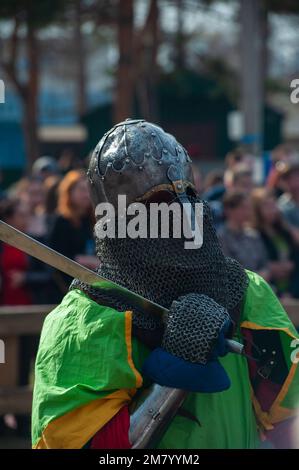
0, 220, 168, 318
0, 220, 243, 355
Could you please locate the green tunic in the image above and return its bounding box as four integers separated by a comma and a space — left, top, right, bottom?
32, 270, 299, 449
131, 313, 259, 449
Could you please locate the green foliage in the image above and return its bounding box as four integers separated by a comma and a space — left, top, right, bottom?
0, 0, 67, 27
158, 67, 235, 104
264, 0, 299, 14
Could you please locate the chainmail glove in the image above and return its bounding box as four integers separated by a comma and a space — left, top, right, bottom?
163, 293, 232, 365
142, 293, 233, 393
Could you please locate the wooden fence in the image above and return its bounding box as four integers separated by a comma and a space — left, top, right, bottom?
0, 305, 54, 414
0, 301, 298, 415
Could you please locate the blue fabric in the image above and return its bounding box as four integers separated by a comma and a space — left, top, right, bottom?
142, 320, 232, 392
142, 348, 231, 393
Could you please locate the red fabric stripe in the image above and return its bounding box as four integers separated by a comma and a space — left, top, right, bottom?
90, 406, 132, 449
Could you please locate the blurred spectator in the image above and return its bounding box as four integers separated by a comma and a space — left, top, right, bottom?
226, 164, 254, 193
43, 175, 62, 231
203, 148, 255, 230
224, 147, 254, 188
9, 176, 56, 304
278, 159, 299, 229
58, 148, 84, 175
21, 177, 47, 239
0, 198, 40, 436
251, 188, 299, 298
225, 147, 254, 170
202, 170, 224, 201
0, 199, 32, 305
267, 144, 299, 196
272, 144, 296, 165
32, 156, 60, 180
48, 170, 97, 301
207, 162, 254, 230
0, 197, 54, 305
218, 191, 270, 279
8, 176, 47, 238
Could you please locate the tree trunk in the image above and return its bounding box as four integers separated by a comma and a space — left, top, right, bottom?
135, 0, 160, 121
261, 7, 268, 94
148, 0, 159, 121
175, 0, 185, 70
23, 98, 39, 173
239, 0, 264, 156
114, 0, 134, 123
23, 23, 39, 171
75, 0, 87, 117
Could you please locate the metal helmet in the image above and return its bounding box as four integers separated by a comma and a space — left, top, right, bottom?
78, 118, 249, 316
87, 118, 195, 209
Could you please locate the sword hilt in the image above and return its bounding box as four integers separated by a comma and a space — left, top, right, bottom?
226, 338, 244, 355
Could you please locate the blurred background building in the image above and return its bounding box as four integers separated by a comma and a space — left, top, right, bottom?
0, 0, 299, 183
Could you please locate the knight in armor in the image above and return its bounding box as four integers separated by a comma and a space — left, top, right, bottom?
32, 120, 299, 449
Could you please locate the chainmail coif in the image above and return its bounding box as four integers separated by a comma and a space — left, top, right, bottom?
70, 198, 249, 333
92, 198, 248, 312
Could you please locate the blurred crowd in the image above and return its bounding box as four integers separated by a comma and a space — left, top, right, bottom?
201, 144, 299, 300
0, 153, 97, 308
1, 144, 299, 309
1, 143, 299, 437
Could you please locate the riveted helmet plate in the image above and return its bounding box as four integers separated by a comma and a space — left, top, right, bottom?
87, 119, 195, 209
